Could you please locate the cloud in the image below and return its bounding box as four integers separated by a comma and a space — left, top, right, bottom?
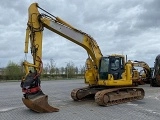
0, 0, 159, 68
135, 0, 160, 29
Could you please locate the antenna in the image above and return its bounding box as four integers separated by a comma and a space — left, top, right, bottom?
126, 55, 127, 62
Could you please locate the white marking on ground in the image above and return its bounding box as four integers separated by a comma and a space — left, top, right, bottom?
145, 94, 160, 101
155, 96, 160, 101
127, 102, 138, 106
127, 102, 160, 116
0, 106, 24, 112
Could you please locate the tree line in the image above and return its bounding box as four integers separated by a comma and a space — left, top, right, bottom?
0, 60, 85, 80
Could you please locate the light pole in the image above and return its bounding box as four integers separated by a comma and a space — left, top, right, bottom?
67, 67, 68, 79
65, 62, 68, 79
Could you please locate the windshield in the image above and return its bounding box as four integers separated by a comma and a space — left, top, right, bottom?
99, 57, 109, 72
111, 58, 120, 71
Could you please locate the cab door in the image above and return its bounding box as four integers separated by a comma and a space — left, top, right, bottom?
109, 57, 124, 80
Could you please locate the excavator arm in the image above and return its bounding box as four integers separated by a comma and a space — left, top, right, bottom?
24, 3, 103, 82
22, 3, 103, 112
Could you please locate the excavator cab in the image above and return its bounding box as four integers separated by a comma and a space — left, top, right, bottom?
99, 56, 125, 80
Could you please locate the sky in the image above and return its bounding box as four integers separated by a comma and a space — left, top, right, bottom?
0, 0, 160, 68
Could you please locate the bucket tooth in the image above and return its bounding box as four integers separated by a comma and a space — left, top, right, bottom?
22, 95, 59, 113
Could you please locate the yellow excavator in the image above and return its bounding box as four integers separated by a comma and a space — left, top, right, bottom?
132, 60, 151, 84
128, 60, 151, 85
21, 3, 145, 113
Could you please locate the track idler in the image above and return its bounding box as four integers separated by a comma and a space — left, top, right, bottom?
22, 91, 59, 113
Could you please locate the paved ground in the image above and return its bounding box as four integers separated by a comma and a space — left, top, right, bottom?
0, 79, 160, 120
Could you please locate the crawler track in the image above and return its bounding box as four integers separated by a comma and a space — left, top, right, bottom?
95, 87, 145, 106
71, 86, 145, 106
71, 86, 100, 101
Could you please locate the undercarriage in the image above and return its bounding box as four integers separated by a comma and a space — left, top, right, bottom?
71, 86, 145, 106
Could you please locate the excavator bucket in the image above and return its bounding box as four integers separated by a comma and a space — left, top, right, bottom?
22, 94, 59, 113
